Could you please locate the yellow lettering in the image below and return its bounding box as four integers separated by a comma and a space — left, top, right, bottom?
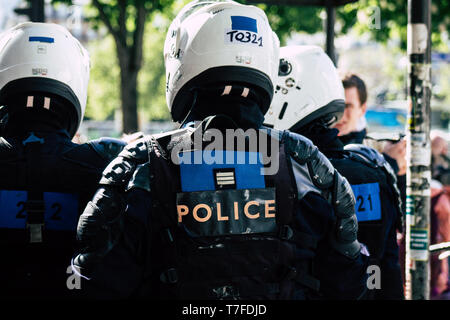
265, 200, 276, 218
217, 203, 228, 221
234, 202, 239, 220
177, 205, 189, 223
193, 204, 212, 222
244, 201, 260, 219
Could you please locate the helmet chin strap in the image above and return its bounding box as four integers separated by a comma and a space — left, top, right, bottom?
296, 116, 334, 136
179, 88, 199, 128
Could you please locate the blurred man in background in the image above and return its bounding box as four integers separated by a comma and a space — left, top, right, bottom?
335, 74, 407, 177
334, 74, 368, 144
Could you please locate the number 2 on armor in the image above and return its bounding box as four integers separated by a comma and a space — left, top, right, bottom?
50, 203, 62, 220
16, 201, 26, 219
15, 201, 62, 220
356, 194, 373, 212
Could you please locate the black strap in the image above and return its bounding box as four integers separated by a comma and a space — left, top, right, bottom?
25, 195, 45, 243
23, 133, 45, 243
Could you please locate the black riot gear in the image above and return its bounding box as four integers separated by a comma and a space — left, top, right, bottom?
0, 104, 125, 298
72, 4, 368, 299
297, 125, 405, 300
266, 45, 405, 300
74, 114, 368, 300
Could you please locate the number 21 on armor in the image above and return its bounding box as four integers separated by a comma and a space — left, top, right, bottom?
351, 183, 382, 222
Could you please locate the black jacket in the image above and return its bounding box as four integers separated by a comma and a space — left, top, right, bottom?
298, 126, 404, 300
0, 116, 125, 298
73, 117, 369, 300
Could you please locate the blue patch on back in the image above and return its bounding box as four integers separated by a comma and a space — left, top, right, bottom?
29, 36, 54, 43
179, 150, 265, 192
231, 16, 257, 33
0, 190, 78, 231
43, 192, 79, 231
351, 183, 382, 222
0, 190, 27, 229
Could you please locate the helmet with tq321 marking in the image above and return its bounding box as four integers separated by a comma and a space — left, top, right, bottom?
164, 0, 280, 123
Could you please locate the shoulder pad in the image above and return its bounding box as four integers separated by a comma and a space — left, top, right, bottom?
259, 126, 284, 141
0, 137, 12, 150
154, 127, 194, 158
151, 127, 191, 141
117, 137, 149, 164
99, 156, 136, 186
87, 137, 127, 162
98, 137, 152, 186
284, 131, 361, 259
283, 130, 356, 216
283, 131, 333, 188
344, 143, 386, 168
0, 137, 16, 161
282, 131, 319, 164
345, 143, 399, 193
290, 159, 322, 200
126, 162, 151, 192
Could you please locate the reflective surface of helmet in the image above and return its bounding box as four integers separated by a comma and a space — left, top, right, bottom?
0, 22, 90, 137
164, 0, 280, 122
264, 45, 345, 131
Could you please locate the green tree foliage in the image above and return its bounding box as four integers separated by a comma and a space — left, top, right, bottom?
138, 15, 171, 121
84, 15, 172, 122
256, 0, 450, 50
52, 0, 174, 133
258, 4, 323, 45
41, 0, 449, 126
84, 35, 120, 120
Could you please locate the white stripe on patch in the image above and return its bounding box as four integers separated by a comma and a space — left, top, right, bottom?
43, 97, 50, 109
215, 170, 235, 186
216, 172, 234, 177
221, 85, 232, 96
26, 96, 34, 107
216, 177, 235, 182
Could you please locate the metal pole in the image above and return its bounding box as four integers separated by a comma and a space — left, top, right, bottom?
405, 0, 432, 300
325, 1, 336, 65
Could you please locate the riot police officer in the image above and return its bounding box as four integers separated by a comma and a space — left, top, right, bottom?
73, 0, 368, 300
0, 22, 125, 298
265, 45, 404, 299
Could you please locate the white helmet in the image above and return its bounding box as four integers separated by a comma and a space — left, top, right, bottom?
164, 0, 280, 122
264, 45, 345, 132
0, 22, 90, 137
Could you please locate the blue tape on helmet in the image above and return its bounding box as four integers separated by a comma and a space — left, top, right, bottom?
29, 36, 54, 43
231, 16, 257, 33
